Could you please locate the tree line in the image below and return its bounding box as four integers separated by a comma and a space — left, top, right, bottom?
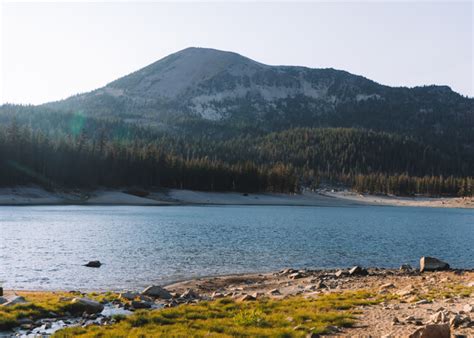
0, 121, 297, 193
0, 108, 472, 197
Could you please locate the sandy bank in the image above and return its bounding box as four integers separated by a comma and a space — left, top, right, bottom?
0, 186, 472, 208
324, 190, 474, 209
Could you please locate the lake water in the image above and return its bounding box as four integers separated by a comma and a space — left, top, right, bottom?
0, 205, 473, 290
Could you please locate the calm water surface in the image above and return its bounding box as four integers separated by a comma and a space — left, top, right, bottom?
0, 205, 472, 290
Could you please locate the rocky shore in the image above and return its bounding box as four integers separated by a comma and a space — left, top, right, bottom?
1, 258, 473, 337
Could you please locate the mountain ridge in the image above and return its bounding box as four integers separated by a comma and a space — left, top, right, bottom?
43, 47, 469, 124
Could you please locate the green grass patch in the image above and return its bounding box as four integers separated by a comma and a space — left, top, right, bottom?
0, 291, 123, 331
416, 283, 474, 302
54, 290, 381, 337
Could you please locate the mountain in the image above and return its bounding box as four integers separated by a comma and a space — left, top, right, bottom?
43, 47, 473, 144
0, 47, 473, 194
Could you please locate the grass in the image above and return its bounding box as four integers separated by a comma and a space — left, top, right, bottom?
415, 282, 474, 302
53, 291, 382, 337
0, 291, 123, 331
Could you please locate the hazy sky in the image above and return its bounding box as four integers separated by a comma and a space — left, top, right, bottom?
1, 1, 472, 105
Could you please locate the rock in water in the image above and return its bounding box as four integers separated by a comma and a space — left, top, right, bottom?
409, 324, 450, 338
419, 257, 449, 272
142, 285, 172, 299
84, 260, 102, 268
70, 298, 104, 314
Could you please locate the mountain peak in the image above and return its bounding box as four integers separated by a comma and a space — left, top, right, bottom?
105, 47, 263, 101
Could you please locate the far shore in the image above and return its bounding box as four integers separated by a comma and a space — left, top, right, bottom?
0, 186, 472, 208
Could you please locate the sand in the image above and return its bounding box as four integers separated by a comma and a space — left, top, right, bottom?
0, 186, 472, 208
324, 190, 474, 209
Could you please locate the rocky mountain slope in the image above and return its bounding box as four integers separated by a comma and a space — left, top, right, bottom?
43, 47, 473, 144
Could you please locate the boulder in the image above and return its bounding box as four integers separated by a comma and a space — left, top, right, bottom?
419, 257, 449, 272
268, 288, 281, 295
119, 292, 137, 301
349, 266, 368, 276
141, 285, 172, 299
3, 296, 27, 307
180, 289, 199, 300
0, 297, 7, 305
409, 323, 450, 338
84, 261, 102, 268
70, 298, 104, 314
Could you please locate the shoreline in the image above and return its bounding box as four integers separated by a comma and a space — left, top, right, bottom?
3, 267, 473, 336
0, 186, 472, 208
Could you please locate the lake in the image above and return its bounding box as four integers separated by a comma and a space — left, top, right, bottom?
0, 205, 473, 290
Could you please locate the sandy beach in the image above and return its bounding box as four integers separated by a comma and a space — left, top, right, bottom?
0, 186, 472, 208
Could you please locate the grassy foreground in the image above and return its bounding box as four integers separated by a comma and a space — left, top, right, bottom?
54, 291, 381, 337
0, 291, 119, 331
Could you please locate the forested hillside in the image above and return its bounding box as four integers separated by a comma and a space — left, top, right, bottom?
0, 106, 472, 196
0, 48, 472, 196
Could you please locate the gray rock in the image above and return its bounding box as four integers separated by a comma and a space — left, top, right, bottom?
419, 257, 449, 272
84, 260, 102, 268
349, 266, 368, 276
119, 292, 137, 301
400, 264, 413, 271
238, 294, 256, 301
449, 314, 463, 328
0, 296, 8, 305
131, 300, 152, 309
142, 285, 172, 299
315, 280, 328, 289
180, 289, 199, 300
289, 272, 304, 279
3, 296, 27, 306
70, 298, 104, 314
211, 292, 224, 299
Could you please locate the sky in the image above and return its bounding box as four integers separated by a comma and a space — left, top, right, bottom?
0, 1, 472, 105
